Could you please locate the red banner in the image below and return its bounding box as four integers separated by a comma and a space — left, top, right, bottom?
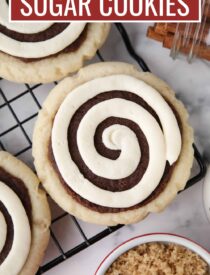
10, 0, 201, 22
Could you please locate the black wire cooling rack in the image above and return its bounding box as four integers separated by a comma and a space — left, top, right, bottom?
0, 23, 207, 274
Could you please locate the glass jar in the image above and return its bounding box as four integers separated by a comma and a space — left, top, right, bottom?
170, 0, 210, 63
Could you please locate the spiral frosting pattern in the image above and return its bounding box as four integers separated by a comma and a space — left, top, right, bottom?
0, 0, 86, 58
0, 180, 31, 275
52, 75, 182, 208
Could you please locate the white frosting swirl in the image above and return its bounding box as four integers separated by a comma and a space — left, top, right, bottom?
78, 114, 141, 179
0, 181, 31, 275
52, 75, 182, 208
0, 1, 53, 33
0, 1, 86, 58
0, 212, 7, 252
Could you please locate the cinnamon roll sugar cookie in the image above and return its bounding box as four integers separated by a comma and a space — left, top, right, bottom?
33, 62, 194, 226
0, 151, 51, 275
0, 1, 110, 83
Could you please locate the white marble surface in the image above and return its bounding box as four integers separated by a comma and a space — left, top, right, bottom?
0, 23, 210, 275
46, 182, 209, 275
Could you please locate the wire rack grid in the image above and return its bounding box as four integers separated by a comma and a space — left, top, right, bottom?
0, 23, 207, 274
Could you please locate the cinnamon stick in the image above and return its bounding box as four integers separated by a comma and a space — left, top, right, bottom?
147, 24, 210, 61
147, 27, 164, 42
167, 23, 210, 44
163, 34, 210, 61
203, 2, 210, 20
154, 23, 210, 45
154, 23, 168, 35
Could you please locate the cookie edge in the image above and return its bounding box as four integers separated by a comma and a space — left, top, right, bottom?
32, 62, 194, 226
0, 151, 51, 275
0, 23, 111, 84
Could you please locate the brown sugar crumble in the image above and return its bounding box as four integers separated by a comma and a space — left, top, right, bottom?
106, 242, 209, 275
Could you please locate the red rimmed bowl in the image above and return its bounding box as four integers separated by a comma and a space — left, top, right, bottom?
95, 233, 210, 275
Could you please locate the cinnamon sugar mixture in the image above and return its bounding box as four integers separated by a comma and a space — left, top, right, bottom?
106, 242, 209, 275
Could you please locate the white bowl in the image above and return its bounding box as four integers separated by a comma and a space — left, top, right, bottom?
95, 233, 210, 275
